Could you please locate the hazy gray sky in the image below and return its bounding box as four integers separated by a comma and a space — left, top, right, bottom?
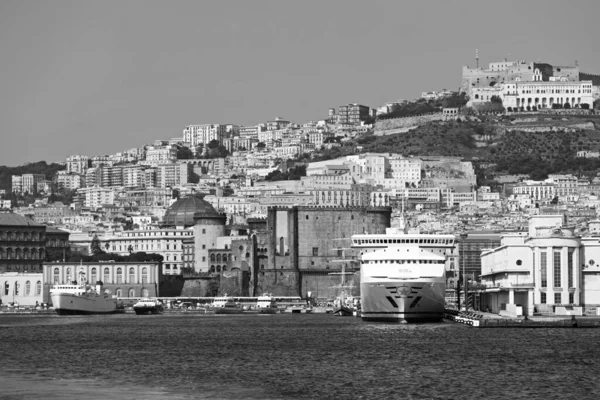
1, 0, 599, 166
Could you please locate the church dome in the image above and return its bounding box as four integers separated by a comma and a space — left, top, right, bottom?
162, 195, 218, 227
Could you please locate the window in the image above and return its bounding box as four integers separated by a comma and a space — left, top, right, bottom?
553, 250, 561, 288
53, 268, 60, 284
4, 281, 9, 295
569, 292, 574, 304
36, 281, 41, 295
142, 267, 148, 284
540, 251, 547, 288
91, 268, 97, 284
14, 281, 19, 295
312, 247, 319, 256
66, 267, 72, 282
554, 293, 561, 304
568, 250, 573, 288
116, 289, 122, 297
128, 288, 135, 298
202, 245, 206, 249
116, 268, 123, 284
202, 229, 206, 234
541, 292, 546, 304
25, 281, 30, 295
129, 267, 135, 283
104, 268, 110, 283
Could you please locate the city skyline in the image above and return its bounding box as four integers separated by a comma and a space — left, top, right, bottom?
1, 0, 599, 166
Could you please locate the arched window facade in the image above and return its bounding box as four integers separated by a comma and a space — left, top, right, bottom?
116, 268, 123, 284
142, 267, 148, 284
4, 281, 9, 295
128, 288, 135, 298
66, 268, 72, 282
216, 254, 222, 263
210, 254, 216, 262
129, 267, 135, 283
53, 268, 60, 284
25, 281, 31, 295
103, 268, 110, 283
141, 288, 149, 298
116, 288, 122, 297
91, 268, 97, 284
36, 281, 41, 295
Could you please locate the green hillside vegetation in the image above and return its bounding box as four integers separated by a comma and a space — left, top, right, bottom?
0, 161, 66, 193
299, 117, 600, 184
377, 93, 468, 119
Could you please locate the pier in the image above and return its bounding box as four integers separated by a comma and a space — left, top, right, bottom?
444, 309, 600, 328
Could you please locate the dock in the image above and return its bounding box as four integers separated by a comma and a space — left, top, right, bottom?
444, 309, 600, 328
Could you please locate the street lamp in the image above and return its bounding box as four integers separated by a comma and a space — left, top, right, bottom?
460, 232, 468, 311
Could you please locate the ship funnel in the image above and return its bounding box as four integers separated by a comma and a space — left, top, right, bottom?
96, 281, 103, 293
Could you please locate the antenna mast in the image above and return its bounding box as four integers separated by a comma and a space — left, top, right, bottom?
476, 49, 479, 69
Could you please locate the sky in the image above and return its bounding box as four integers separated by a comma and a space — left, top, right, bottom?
1, 0, 599, 166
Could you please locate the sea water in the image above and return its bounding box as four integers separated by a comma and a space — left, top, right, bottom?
0, 314, 599, 399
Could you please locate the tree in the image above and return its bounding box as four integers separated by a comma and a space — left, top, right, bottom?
490, 95, 503, 104
90, 235, 104, 256
564, 102, 571, 109
581, 103, 590, 110
176, 146, 194, 160
256, 142, 266, 149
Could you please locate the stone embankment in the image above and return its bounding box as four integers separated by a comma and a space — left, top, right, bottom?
375, 113, 445, 136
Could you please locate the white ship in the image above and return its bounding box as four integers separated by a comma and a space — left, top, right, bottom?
352, 228, 456, 322
208, 296, 244, 314
255, 294, 278, 314
50, 279, 118, 315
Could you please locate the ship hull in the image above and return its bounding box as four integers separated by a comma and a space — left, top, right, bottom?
51, 293, 117, 315
212, 307, 244, 314
134, 306, 163, 315
360, 279, 445, 323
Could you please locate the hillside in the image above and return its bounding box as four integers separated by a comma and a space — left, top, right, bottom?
306, 114, 600, 184
0, 161, 66, 193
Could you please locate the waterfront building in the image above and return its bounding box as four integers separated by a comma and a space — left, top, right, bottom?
43, 262, 162, 303
1, 272, 45, 306
480, 214, 600, 317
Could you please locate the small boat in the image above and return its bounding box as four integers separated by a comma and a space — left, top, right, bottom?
208, 296, 244, 314
133, 298, 164, 315
255, 294, 278, 314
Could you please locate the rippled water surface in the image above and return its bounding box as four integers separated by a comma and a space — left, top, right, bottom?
1, 314, 599, 399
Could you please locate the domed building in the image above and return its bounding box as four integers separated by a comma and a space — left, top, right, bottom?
162, 195, 218, 228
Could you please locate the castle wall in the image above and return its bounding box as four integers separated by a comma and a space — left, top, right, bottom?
266, 206, 391, 273
179, 277, 219, 297
256, 270, 300, 296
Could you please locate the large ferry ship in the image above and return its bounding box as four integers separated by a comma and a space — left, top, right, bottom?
351, 228, 456, 322
50, 280, 118, 315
